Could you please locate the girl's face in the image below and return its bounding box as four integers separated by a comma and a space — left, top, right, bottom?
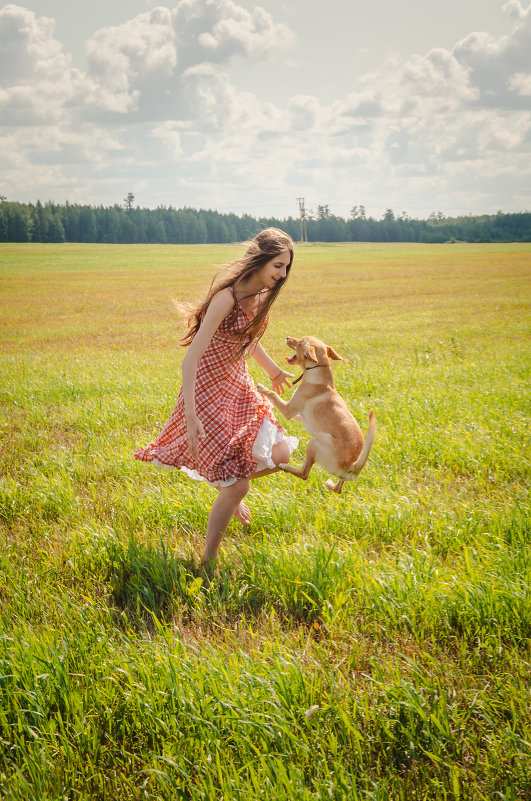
255, 249, 291, 291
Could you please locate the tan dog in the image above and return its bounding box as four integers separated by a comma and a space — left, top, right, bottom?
257, 336, 375, 493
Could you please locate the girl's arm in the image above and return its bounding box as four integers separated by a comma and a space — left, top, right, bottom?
181, 288, 234, 458
251, 342, 292, 395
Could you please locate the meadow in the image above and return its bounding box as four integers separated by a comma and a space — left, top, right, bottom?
0, 241, 529, 800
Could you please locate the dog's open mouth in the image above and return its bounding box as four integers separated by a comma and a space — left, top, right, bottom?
286, 353, 298, 365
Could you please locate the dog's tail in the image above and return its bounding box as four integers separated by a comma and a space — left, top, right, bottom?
345, 410, 376, 478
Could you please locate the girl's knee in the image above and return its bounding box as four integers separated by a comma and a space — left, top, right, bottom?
233, 477, 249, 498
271, 440, 291, 467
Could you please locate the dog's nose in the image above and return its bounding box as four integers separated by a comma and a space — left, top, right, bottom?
286, 336, 297, 348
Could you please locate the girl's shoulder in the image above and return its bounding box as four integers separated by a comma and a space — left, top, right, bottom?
200, 287, 236, 325
208, 287, 235, 313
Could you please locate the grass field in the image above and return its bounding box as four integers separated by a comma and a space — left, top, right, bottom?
0, 241, 530, 800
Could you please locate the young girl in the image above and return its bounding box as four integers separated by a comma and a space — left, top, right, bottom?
135, 228, 298, 568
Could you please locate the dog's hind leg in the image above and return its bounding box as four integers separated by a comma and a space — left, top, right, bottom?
325, 478, 345, 493
279, 440, 317, 480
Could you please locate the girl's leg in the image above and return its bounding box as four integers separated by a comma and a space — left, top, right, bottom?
232, 442, 291, 527
250, 440, 291, 478
225, 441, 292, 524
202, 441, 291, 567
202, 477, 250, 565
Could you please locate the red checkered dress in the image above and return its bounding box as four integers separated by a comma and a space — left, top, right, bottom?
134, 301, 288, 485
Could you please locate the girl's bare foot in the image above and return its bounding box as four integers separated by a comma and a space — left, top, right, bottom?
233, 501, 251, 526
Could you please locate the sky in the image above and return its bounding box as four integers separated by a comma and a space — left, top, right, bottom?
1, 0, 530, 219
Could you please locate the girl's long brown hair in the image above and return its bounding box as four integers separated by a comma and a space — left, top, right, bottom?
178, 228, 294, 361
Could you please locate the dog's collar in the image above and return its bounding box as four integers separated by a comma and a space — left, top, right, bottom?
292, 364, 329, 385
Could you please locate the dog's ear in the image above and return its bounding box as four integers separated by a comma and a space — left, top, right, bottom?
327, 345, 343, 361
302, 341, 318, 363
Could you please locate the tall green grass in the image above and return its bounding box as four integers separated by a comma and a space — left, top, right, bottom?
0, 242, 530, 799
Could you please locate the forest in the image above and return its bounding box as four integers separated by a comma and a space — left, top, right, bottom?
0, 197, 530, 244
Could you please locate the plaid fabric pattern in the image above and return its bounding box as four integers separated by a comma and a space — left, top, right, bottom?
134, 304, 285, 484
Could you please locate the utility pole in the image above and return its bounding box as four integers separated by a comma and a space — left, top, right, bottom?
297, 197, 308, 242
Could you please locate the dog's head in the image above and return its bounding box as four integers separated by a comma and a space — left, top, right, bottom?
285, 336, 343, 367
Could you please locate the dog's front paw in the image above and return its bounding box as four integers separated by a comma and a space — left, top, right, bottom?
278, 462, 289, 471
256, 383, 269, 396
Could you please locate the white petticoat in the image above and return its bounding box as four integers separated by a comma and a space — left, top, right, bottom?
152, 416, 299, 488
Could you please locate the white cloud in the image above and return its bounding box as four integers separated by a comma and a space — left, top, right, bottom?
86, 6, 177, 114
502, 0, 531, 23
1, 1, 530, 215
320, 3, 531, 205
0, 4, 85, 124
181, 62, 240, 129
79, 0, 294, 123
173, 0, 294, 66
288, 95, 320, 131
150, 120, 183, 160
194, 2, 293, 61
401, 48, 479, 108
453, 1, 531, 108
508, 71, 531, 94
0, 3, 61, 81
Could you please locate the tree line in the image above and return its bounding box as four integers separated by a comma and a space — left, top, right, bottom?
0, 197, 529, 244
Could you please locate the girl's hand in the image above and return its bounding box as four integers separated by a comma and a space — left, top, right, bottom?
185, 413, 205, 460
271, 369, 293, 395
